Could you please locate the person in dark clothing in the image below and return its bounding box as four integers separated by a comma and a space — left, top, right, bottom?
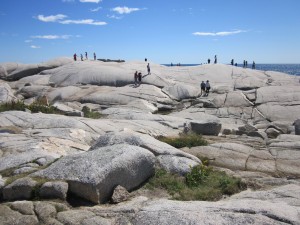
214, 55, 217, 64
134, 71, 138, 86
85, 52, 88, 60
208, 58, 211, 64
80, 54, 83, 61
94, 52, 96, 60
147, 63, 151, 75
243, 60, 246, 68
205, 80, 211, 95
252, 61, 255, 69
200, 81, 206, 96
73, 53, 77, 61
138, 72, 142, 85
231, 59, 234, 66
145, 58, 147, 62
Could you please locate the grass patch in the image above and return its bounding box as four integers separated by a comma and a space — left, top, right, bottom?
0, 100, 62, 115
145, 166, 246, 201
82, 106, 103, 119
157, 133, 208, 148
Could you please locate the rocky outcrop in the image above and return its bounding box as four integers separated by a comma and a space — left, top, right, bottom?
32, 144, 156, 203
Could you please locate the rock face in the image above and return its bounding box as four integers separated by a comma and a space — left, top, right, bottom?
294, 119, 300, 135
32, 144, 156, 203
39, 181, 68, 200
3, 177, 37, 201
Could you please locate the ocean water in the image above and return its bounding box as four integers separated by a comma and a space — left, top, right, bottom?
162, 64, 300, 76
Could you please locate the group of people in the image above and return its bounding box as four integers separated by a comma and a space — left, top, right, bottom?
207, 55, 218, 64
133, 62, 151, 87
200, 80, 211, 96
73, 52, 97, 61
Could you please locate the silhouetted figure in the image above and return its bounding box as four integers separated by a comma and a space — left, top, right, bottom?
252, 61, 255, 69
171, 62, 173, 66
200, 81, 206, 96
246, 61, 248, 68
208, 58, 211, 64
214, 55, 217, 64
94, 52, 96, 60
85, 52, 88, 60
134, 71, 138, 86
147, 63, 151, 75
235, 63, 238, 66
80, 54, 83, 61
231, 59, 234, 66
205, 80, 211, 96
73, 53, 77, 61
243, 60, 246, 68
145, 58, 147, 62
138, 72, 142, 85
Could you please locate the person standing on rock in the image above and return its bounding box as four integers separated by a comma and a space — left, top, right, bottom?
200, 81, 206, 96
134, 71, 138, 86
205, 80, 211, 96
252, 61, 256, 69
80, 54, 83, 61
147, 63, 151, 75
85, 52, 88, 60
73, 53, 77, 61
214, 55, 217, 64
208, 58, 210, 64
94, 52, 96, 60
138, 72, 142, 85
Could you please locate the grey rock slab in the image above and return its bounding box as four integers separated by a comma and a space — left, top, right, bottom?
111, 185, 130, 204
13, 167, 38, 175
256, 86, 300, 104
34, 201, 57, 222
8, 201, 35, 215
57, 210, 96, 225
0, 205, 39, 225
89, 131, 201, 174
162, 83, 200, 100
294, 119, 300, 135
39, 181, 68, 200
3, 177, 37, 201
32, 144, 156, 203
82, 217, 112, 225
17, 85, 51, 99
257, 103, 300, 122
0, 83, 16, 103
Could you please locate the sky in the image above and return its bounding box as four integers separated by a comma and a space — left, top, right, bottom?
0, 0, 300, 64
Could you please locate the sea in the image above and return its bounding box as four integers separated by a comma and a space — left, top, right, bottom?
162, 64, 300, 76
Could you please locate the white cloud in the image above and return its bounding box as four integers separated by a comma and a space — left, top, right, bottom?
107, 14, 122, 19
90, 7, 102, 12
193, 30, 246, 36
25, 40, 32, 43
80, 0, 102, 3
31, 35, 72, 39
30, 45, 41, 49
36, 14, 67, 22
60, 19, 107, 25
62, 0, 74, 2
112, 6, 142, 14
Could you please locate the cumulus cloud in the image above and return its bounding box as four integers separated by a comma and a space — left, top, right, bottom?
80, 0, 102, 3
90, 7, 102, 12
30, 45, 41, 49
36, 14, 67, 22
31, 35, 73, 39
112, 6, 142, 14
59, 19, 107, 25
193, 30, 246, 36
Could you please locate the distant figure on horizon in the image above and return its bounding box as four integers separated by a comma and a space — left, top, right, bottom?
246, 61, 248, 68
200, 81, 206, 96
73, 53, 77, 61
134, 71, 138, 86
138, 72, 142, 85
80, 54, 83, 61
171, 62, 173, 66
147, 63, 151, 75
231, 59, 234, 66
252, 61, 255, 69
214, 55, 217, 64
208, 58, 211, 64
205, 80, 211, 96
94, 52, 96, 60
85, 52, 88, 60
145, 58, 147, 62
243, 60, 246, 68
235, 63, 238, 66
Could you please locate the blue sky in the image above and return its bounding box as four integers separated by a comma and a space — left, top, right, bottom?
0, 0, 299, 64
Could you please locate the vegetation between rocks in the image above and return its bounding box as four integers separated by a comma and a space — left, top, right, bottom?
82, 106, 103, 119
157, 133, 208, 148
145, 164, 246, 201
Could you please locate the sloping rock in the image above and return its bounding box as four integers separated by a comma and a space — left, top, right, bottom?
0, 57, 72, 81
0, 205, 39, 225
32, 144, 156, 203
57, 210, 95, 225
111, 185, 130, 204
162, 83, 200, 100
39, 181, 68, 200
89, 131, 201, 175
0, 83, 16, 103
294, 119, 300, 135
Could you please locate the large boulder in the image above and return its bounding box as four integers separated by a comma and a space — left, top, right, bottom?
0, 83, 16, 103
294, 119, 300, 135
32, 144, 156, 203
3, 177, 37, 201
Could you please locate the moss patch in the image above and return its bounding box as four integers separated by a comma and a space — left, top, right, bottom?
157, 133, 208, 148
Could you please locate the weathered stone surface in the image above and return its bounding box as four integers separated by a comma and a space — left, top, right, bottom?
111, 185, 130, 204
13, 167, 38, 175
294, 119, 300, 135
190, 121, 221, 135
3, 177, 37, 201
57, 210, 95, 225
82, 217, 112, 225
0, 205, 39, 225
0, 83, 16, 103
162, 83, 200, 100
32, 144, 155, 203
9, 201, 35, 215
34, 201, 57, 222
39, 181, 68, 200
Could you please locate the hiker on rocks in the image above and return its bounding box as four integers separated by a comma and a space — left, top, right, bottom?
200, 81, 206, 96
145, 58, 147, 62
246, 61, 248, 68
205, 80, 211, 96
147, 63, 151, 75
231, 59, 234, 66
80, 54, 83, 61
73, 53, 77, 61
94, 52, 96, 60
208, 58, 211, 64
134, 71, 138, 86
252, 61, 256, 69
85, 52, 88, 60
243, 60, 246, 68
214, 55, 217, 64
138, 72, 142, 85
